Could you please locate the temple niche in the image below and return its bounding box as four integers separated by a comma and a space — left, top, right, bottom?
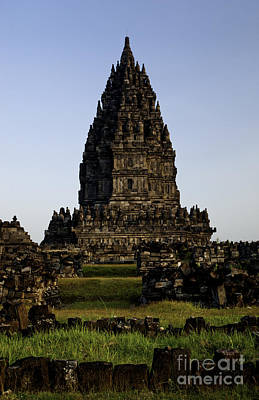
42, 37, 215, 262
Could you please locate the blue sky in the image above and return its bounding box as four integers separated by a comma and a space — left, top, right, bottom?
0, 0, 258, 243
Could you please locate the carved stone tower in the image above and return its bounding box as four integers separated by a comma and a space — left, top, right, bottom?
42, 37, 215, 261
79, 37, 179, 209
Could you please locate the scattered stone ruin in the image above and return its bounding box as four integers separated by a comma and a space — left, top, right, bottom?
138, 240, 259, 306
0, 217, 85, 330
42, 37, 215, 262
0, 217, 59, 309
0, 309, 258, 393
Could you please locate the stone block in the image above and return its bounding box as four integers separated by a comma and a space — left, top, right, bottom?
240, 315, 257, 327
0, 359, 8, 394
171, 348, 190, 386
217, 284, 227, 306
96, 318, 111, 331
149, 346, 172, 390
243, 362, 256, 384
49, 360, 78, 392
67, 317, 82, 328
15, 303, 29, 330
184, 317, 207, 334
113, 364, 149, 391
28, 305, 50, 323
5, 357, 50, 392
78, 361, 113, 392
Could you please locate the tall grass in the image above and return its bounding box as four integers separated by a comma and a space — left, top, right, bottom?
0, 327, 256, 366
1, 385, 257, 400
1, 266, 257, 400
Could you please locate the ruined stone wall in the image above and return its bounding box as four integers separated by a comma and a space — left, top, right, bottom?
139, 240, 259, 274
42, 249, 83, 277
1, 346, 258, 394
0, 218, 60, 310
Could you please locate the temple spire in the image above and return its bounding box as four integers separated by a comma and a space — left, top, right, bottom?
124, 36, 130, 48
120, 36, 135, 68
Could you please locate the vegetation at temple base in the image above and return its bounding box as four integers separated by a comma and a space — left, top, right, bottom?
58, 277, 258, 327
1, 385, 258, 400
82, 264, 137, 277
58, 277, 142, 306
0, 324, 256, 366
0, 266, 258, 400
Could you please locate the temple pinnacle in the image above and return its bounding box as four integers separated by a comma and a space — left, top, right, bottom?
120, 36, 134, 67
124, 36, 130, 48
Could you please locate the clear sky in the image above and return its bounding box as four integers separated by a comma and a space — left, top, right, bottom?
0, 0, 258, 243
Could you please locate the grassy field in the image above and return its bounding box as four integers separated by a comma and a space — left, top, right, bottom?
1, 324, 256, 365
0, 265, 258, 400
82, 264, 137, 277
57, 277, 258, 327
59, 277, 142, 305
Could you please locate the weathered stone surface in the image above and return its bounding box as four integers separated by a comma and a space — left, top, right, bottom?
28, 305, 51, 323
243, 362, 257, 384
171, 348, 190, 386
213, 349, 242, 382
214, 349, 241, 363
0, 218, 61, 313
149, 347, 173, 391
49, 360, 78, 392
184, 317, 207, 334
78, 361, 113, 392
113, 364, 149, 391
67, 317, 82, 328
139, 240, 259, 306
15, 303, 29, 330
0, 359, 8, 394
5, 357, 50, 392
150, 347, 191, 390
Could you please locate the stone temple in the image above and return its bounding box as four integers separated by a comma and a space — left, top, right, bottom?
42, 37, 215, 261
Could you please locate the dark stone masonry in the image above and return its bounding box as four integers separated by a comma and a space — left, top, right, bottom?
0, 218, 59, 310
138, 240, 259, 305
0, 217, 84, 329
42, 37, 215, 262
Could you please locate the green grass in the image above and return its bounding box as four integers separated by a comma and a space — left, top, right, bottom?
1, 265, 258, 399
0, 326, 257, 399
56, 298, 259, 326
0, 326, 256, 366
58, 277, 258, 326
82, 264, 137, 277
59, 277, 142, 305
2, 386, 258, 400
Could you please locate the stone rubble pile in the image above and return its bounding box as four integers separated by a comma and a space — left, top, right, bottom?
0, 218, 60, 310
43, 249, 84, 278
138, 241, 259, 306
0, 217, 86, 322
